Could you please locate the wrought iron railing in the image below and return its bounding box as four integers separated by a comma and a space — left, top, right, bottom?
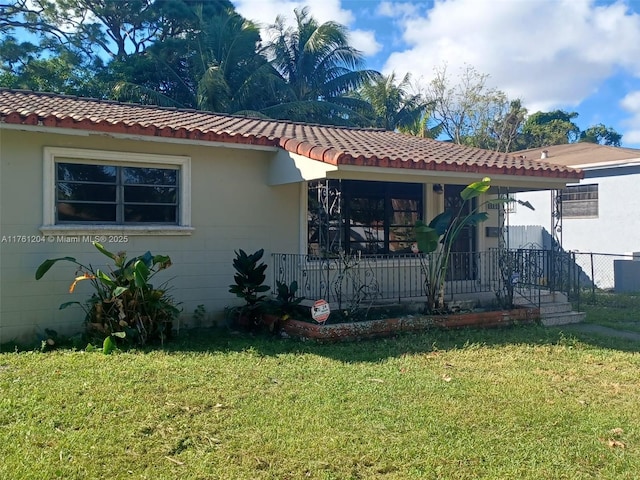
272, 251, 503, 311
271, 249, 584, 311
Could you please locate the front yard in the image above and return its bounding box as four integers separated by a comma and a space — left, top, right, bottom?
1, 318, 639, 479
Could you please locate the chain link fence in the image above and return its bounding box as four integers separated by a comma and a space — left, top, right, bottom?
573, 252, 637, 303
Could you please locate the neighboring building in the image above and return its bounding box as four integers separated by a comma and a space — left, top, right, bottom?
0, 89, 582, 343
507, 143, 640, 255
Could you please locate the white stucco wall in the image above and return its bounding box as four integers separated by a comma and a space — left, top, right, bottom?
509, 174, 640, 255
0, 129, 301, 343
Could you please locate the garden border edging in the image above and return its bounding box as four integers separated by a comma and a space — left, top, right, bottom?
283, 307, 540, 342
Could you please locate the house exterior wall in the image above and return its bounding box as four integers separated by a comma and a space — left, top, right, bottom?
509, 172, 640, 255
0, 129, 300, 343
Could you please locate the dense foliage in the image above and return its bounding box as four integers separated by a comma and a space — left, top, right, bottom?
35, 241, 180, 346
0, 0, 622, 146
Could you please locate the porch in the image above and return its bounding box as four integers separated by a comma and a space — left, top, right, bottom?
271, 249, 583, 313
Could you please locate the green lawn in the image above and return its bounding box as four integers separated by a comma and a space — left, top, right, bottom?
581, 292, 640, 334
1, 322, 639, 479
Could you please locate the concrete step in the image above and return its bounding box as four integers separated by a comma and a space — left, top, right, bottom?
540, 311, 586, 326
513, 289, 585, 326
515, 290, 568, 305
538, 302, 575, 315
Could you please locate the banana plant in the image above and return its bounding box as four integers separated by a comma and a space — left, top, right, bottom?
414, 177, 514, 312
36, 242, 179, 345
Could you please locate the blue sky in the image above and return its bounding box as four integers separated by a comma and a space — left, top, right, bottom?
232, 0, 640, 148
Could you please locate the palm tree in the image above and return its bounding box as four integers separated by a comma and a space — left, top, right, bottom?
109, 6, 282, 116
398, 112, 444, 139
262, 7, 379, 126
356, 72, 426, 131
195, 11, 282, 114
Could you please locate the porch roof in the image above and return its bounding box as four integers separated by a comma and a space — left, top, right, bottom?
1, 89, 583, 184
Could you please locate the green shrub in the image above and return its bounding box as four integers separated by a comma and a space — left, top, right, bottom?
228, 248, 271, 329
36, 242, 180, 346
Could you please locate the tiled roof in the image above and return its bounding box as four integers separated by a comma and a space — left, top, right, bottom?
0, 89, 582, 179
513, 143, 640, 168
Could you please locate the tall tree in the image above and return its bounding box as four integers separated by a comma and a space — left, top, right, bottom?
397, 112, 444, 139
98, 1, 282, 114
579, 123, 622, 146
195, 11, 282, 114
261, 7, 379, 126
478, 99, 528, 153
520, 110, 581, 148
425, 64, 510, 147
0, 0, 235, 61
356, 72, 425, 131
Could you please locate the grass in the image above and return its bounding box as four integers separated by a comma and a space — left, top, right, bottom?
581, 292, 640, 334
1, 322, 640, 479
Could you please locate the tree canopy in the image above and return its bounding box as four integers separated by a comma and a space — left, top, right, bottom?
421, 64, 622, 151
260, 7, 379, 125
0, 1, 625, 142
356, 72, 426, 131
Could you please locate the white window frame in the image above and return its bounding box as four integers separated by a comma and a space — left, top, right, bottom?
41, 147, 193, 236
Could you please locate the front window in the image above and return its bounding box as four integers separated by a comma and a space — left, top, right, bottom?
56, 163, 179, 224
42, 147, 191, 233
308, 180, 423, 256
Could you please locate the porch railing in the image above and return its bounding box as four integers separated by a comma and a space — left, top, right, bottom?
271, 249, 581, 311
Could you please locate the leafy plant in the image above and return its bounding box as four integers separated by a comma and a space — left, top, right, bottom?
414, 177, 510, 313
267, 280, 305, 320
228, 248, 271, 328
192, 304, 207, 327
35, 242, 180, 346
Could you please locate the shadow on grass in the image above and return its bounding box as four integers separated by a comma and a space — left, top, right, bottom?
3, 322, 637, 360
159, 322, 640, 362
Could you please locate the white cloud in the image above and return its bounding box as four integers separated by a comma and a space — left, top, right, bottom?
382, 0, 640, 113
377, 1, 420, 19
349, 29, 383, 56
233, 0, 353, 29
620, 91, 640, 143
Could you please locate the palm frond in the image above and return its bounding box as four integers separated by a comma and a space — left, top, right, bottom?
110, 81, 186, 107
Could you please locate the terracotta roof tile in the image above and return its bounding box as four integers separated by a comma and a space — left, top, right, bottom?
0, 89, 583, 180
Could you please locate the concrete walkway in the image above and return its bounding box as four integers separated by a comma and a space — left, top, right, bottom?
558, 323, 640, 341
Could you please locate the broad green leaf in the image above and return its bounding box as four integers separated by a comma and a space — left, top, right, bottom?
461, 177, 491, 201
153, 255, 172, 270
415, 223, 439, 253
96, 270, 116, 288
458, 212, 490, 228
35, 257, 76, 280
134, 260, 150, 287
113, 286, 128, 297
139, 251, 154, 267
428, 211, 452, 235
59, 301, 82, 310
93, 242, 116, 260
103, 336, 116, 355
